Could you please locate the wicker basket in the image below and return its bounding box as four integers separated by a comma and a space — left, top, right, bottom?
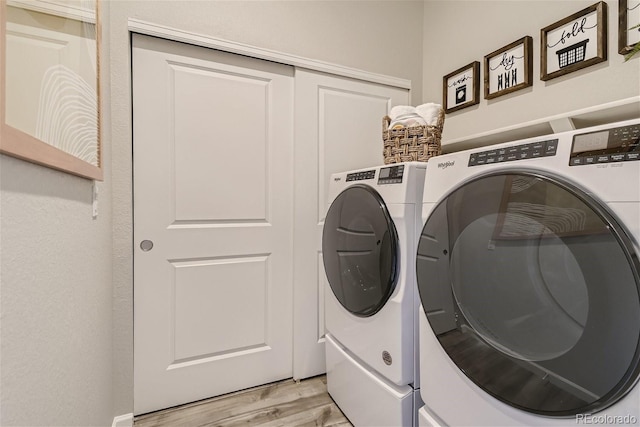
382, 108, 444, 164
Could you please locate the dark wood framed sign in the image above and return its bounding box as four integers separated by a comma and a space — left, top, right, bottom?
541, 1, 607, 81
443, 61, 480, 114
619, 0, 640, 55
484, 36, 533, 100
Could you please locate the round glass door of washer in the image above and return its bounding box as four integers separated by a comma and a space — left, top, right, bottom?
323, 184, 399, 317
416, 171, 640, 416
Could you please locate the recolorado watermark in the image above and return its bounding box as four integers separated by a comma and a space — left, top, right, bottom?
576, 414, 638, 424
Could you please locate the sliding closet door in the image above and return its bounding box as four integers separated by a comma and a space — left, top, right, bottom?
293, 68, 409, 379
132, 34, 294, 415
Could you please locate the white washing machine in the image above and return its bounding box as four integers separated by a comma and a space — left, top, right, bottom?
322, 162, 427, 426
415, 119, 640, 426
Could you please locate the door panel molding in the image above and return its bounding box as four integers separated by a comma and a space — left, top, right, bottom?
133, 34, 293, 415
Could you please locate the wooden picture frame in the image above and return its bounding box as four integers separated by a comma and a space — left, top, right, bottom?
619, 0, 640, 54
484, 36, 533, 100
443, 61, 480, 114
540, 1, 607, 81
0, 0, 103, 181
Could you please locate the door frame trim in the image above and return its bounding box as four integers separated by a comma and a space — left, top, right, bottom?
127, 18, 412, 90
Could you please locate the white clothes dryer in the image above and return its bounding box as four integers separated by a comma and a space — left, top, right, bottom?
323, 162, 426, 427
415, 119, 640, 426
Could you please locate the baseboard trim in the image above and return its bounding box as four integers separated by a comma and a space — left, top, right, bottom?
112, 413, 133, 427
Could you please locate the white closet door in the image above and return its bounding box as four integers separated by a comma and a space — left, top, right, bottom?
293, 68, 410, 379
132, 34, 294, 415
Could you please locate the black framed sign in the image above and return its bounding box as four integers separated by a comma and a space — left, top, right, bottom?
619, 0, 640, 55
541, 2, 607, 81
484, 36, 533, 100
443, 61, 480, 114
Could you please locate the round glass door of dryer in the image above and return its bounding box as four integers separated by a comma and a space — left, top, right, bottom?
416, 171, 640, 417
322, 184, 399, 317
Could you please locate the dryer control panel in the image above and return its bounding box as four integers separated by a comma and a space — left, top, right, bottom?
570, 124, 640, 166
346, 170, 376, 181
378, 164, 405, 185
468, 139, 558, 167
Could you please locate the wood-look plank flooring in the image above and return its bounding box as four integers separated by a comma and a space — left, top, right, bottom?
134, 375, 352, 427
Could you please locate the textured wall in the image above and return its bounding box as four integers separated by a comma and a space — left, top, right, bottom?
423, 0, 640, 145
0, 155, 113, 426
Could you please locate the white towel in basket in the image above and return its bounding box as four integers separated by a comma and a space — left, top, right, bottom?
388, 106, 426, 130
388, 103, 442, 129
389, 105, 415, 120
415, 103, 442, 127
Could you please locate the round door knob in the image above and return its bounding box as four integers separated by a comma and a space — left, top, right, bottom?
140, 240, 154, 252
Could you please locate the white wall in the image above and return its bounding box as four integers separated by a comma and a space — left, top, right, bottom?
109, 0, 425, 416
0, 151, 113, 424
423, 0, 640, 146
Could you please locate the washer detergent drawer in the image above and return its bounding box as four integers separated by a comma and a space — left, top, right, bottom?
325, 334, 414, 427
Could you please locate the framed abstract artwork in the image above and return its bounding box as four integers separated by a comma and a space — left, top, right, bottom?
0, 0, 103, 180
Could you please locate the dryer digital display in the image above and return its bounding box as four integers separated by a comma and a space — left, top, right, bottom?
570, 124, 640, 165
572, 130, 609, 152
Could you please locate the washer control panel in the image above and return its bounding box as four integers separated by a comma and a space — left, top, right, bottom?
378, 164, 405, 185
346, 169, 376, 181
569, 124, 640, 166
468, 139, 558, 167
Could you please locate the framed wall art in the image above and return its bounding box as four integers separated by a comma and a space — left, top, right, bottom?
540, 1, 607, 81
0, 0, 103, 181
443, 61, 480, 114
619, 0, 640, 55
484, 36, 533, 100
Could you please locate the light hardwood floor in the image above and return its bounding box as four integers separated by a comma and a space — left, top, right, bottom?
134, 375, 352, 427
